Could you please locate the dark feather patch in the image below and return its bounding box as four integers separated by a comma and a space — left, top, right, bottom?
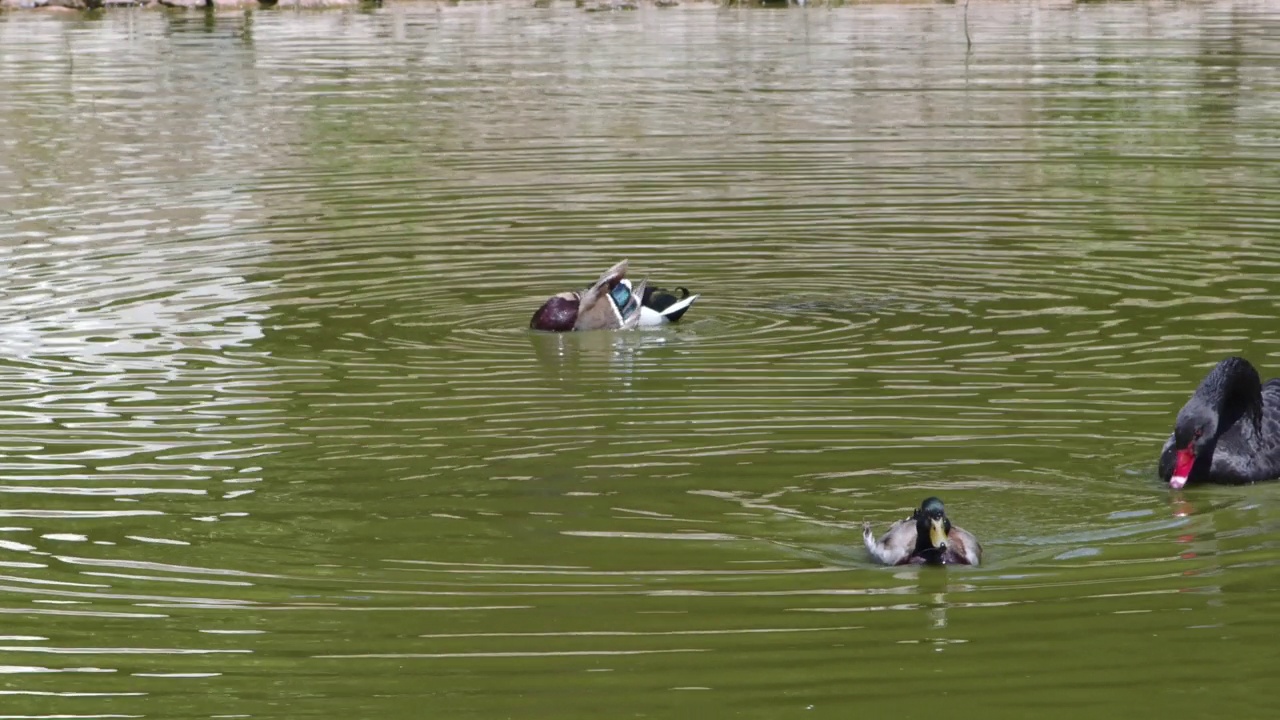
641, 286, 690, 313
530, 296, 578, 332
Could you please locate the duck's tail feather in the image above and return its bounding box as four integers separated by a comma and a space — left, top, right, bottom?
640, 285, 698, 322
657, 293, 698, 322
641, 285, 688, 310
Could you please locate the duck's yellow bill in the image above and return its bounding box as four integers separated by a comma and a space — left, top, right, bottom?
929, 518, 948, 549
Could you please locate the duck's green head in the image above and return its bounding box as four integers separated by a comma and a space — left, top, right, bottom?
913, 497, 952, 556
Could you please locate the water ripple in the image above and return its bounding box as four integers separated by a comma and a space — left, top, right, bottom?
1, 2, 1280, 718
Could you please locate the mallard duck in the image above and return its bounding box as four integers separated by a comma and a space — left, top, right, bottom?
862, 497, 982, 566
529, 260, 644, 332
1158, 356, 1280, 489
529, 260, 698, 332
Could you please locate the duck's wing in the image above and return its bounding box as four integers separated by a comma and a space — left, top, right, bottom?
943, 526, 982, 566
574, 260, 630, 330
619, 279, 644, 329
863, 517, 917, 566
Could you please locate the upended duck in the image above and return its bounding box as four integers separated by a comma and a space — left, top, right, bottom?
863, 497, 982, 566
529, 260, 699, 332
1158, 356, 1280, 489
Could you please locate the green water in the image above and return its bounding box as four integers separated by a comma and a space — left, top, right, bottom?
1, 2, 1279, 718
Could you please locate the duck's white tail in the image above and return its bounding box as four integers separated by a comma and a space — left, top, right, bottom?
639, 294, 699, 326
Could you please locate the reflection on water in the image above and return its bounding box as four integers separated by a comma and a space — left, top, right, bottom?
1, 2, 1279, 718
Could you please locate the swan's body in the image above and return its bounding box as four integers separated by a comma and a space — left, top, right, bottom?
1158, 356, 1280, 489
530, 261, 698, 332
863, 497, 981, 566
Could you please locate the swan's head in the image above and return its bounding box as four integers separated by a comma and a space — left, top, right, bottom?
530, 292, 579, 332
1170, 400, 1218, 489
913, 497, 952, 560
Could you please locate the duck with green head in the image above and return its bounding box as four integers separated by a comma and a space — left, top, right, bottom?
529, 260, 699, 332
862, 497, 981, 566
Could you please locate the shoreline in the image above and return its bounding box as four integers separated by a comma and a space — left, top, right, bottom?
1, 0, 916, 13
6, 0, 689, 11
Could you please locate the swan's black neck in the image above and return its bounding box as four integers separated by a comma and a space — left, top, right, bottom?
1197, 356, 1263, 438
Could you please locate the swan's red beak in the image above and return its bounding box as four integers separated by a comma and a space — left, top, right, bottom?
1170, 448, 1195, 490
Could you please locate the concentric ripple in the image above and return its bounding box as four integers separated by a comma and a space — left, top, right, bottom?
1, 2, 1279, 718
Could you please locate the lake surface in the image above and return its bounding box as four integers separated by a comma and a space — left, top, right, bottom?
1, 1, 1279, 717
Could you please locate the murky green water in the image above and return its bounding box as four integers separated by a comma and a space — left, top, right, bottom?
1, 1, 1279, 717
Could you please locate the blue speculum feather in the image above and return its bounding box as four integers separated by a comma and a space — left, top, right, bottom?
610, 284, 639, 318
609, 284, 632, 308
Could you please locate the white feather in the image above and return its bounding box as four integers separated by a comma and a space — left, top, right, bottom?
639, 293, 699, 327
638, 306, 665, 327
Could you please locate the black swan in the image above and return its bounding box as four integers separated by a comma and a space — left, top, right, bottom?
1158, 356, 1280, 489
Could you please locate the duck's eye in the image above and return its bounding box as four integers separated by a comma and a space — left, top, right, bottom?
1194, 428, 1203, 439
